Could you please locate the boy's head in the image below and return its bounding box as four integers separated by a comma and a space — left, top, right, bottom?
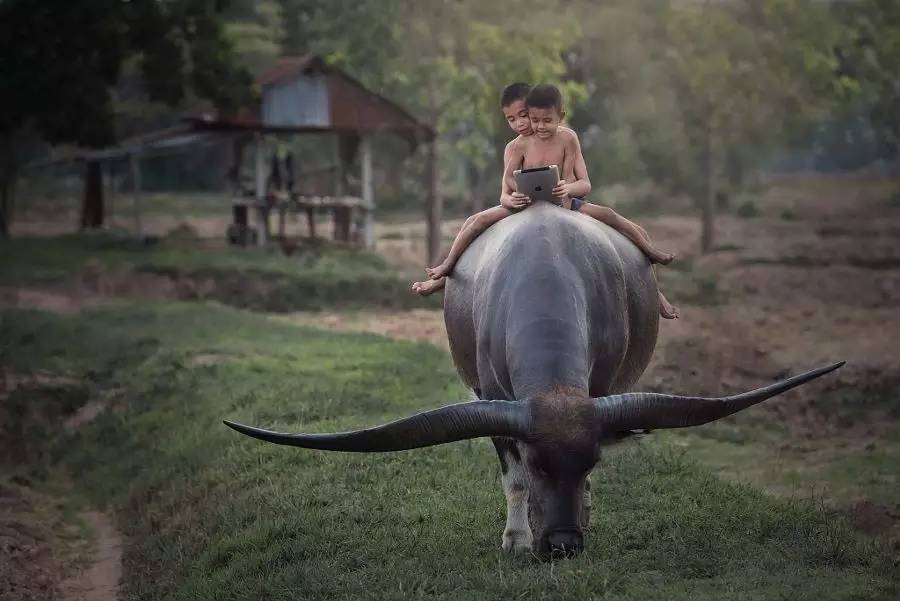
500, 82, 532, 137
525, 84, 565, 139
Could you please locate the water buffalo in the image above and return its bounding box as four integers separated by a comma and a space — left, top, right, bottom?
225, 201, 842, 558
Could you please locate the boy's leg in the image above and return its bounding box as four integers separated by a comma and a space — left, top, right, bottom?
412, 276, 446, 296
427, 205, 514, 279
578, 204, 674, 265
659, 290, 679, 319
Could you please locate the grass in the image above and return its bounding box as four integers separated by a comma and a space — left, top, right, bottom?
1, 302, 897, 600
0, 233, 438, 311
138, 192, 231, 216
739, 255, 823, 268
657, 260, 729, 307
659, 415, 900, 510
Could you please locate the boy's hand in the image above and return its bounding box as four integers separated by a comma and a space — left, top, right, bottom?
552, 180, 571, 200
501, 192, 531, 210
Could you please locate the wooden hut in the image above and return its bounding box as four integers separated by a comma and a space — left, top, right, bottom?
189, 56, 437, 253
61, 56, 440, 260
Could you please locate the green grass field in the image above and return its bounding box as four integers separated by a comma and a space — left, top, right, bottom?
0, 233, 437, 311
2, 302, 897, 600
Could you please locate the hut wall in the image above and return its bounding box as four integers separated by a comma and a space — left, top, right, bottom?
262, 74, 330, 128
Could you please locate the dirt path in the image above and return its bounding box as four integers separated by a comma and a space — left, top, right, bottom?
276, 309, 449, 349
0, 286, 111, 314
1, 370, 122, 601
0, 485, 121, 601
58, 512, 122, 601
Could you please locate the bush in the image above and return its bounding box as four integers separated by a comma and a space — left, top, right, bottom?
736, 200, 760, 218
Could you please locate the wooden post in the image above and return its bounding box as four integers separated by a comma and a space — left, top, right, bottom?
106, 163, 115, 222
426, 139, 441, 265
306, 205, 316, 239
277, 203, 286, 240
360, 135, 375, 249
81, 160, 104, 229
333, 135, 345, 196
254, 133, 268, 246
700, 123, 714, 254
130, 154, 142, 239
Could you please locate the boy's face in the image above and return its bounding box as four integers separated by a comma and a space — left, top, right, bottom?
502, 99, 533, 137
528, 106, 564, 139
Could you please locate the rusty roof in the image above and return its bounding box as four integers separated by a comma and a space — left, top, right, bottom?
256, 55, 325, 87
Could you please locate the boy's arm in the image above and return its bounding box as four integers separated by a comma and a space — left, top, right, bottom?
501, 142, 517, 196
558, 128, 591, 198
500, 139, 530, 210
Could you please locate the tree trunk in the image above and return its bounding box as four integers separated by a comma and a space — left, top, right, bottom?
0, 176, 11, 239
700, 124, 715, 254
0, 134, 15, 239
81, 160, 104, 229
426, 139, 442, 265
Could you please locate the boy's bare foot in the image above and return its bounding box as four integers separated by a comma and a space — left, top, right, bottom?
426, 261, 453, 280
648, 248, 675, 265
412, 278, 445, 296
659, 292, 679, 320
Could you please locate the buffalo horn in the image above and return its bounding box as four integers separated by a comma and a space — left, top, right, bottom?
593, 362, 844, 435
224, 399, 531, 452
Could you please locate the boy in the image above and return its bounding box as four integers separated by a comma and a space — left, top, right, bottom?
412, 83, 678, 319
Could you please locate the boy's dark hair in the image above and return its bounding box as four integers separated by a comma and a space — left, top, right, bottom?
525, 84, 563, 112
500, 82, 531, 108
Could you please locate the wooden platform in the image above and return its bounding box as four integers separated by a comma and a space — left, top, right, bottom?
232, 192, 373, 246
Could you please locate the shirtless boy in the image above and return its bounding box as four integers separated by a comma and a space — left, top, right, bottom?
412, 83, 678, 319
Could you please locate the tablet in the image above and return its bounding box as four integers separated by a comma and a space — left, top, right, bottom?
513, 165, 560, 203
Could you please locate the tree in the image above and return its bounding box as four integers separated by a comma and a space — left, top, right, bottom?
662, 0, 850, 252
0, 0, 253, 238
224, 0, 286, 76
565, 0, 851, 253
831, 0, 900, 161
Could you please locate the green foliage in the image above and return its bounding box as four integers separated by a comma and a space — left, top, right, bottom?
1, 304, 896, 599
831, 0, 900, 158
223, 0, 286, 75
0, 0, 252, 146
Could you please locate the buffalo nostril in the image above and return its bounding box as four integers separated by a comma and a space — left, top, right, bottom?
545, 529, 584, 559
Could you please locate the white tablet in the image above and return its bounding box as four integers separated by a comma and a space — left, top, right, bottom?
513, 165, 560, 203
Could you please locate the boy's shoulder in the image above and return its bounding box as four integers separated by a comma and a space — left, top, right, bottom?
557, 126, 580, 144
505, 135, 530, 154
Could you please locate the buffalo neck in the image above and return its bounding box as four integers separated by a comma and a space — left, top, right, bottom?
502, 256, 592, 401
